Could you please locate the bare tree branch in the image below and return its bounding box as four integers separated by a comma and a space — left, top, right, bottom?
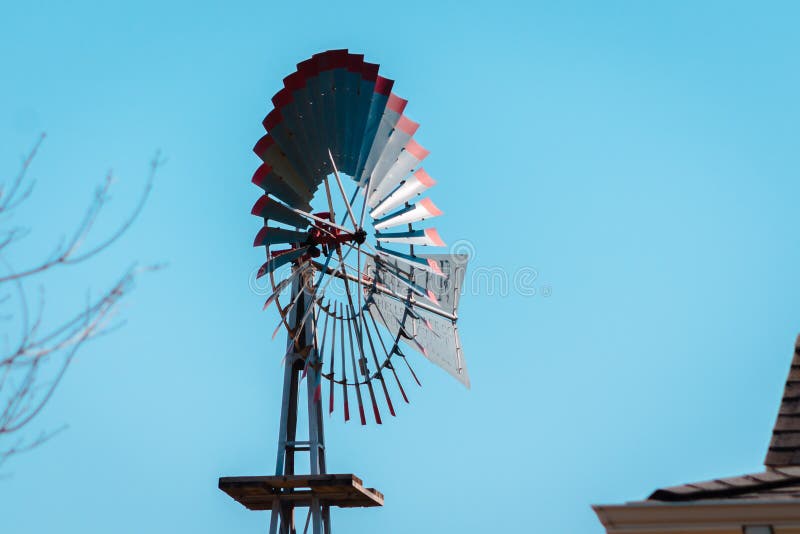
0, 135, 159, 465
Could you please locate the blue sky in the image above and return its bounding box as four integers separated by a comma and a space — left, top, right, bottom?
1, 1, 799, 532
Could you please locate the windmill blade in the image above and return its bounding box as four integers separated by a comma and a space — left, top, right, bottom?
370, 167, 436, 218
253, 227, 309, 247
330, 54, 352, 164
251, 195, 310, 229
363, 115, 419, 189
376, 228, 445, 247
343, 55, 372, 174
251, 163, 312, 212
290, 59, 325, 177
257, 247, 309, 278
253, 134, 313, 202
357, 94, 406, 185
312, 51, 342, 170
373, 198, 442, 231
263, 108, 317, 191
273, 78, 314, 180
366, 140, 429, 210
354, 78, 395, 182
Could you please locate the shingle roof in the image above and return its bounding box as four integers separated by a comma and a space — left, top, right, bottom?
646, 335, 800, 503
765, 335, 800, 467
648, 467, 800, 502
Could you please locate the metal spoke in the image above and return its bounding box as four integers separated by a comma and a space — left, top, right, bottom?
288, 206, 353, 235
339, 303, 349, 422
344, 306, 366, 425
327, 149, 358, 230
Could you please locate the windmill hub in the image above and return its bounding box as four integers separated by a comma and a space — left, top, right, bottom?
303, 212, 367, 255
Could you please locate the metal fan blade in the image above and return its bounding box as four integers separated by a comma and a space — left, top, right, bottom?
262, 109, 317, 192
251, 195, 310, 229
373, 198, 442, 231
271, 82, 315, 185
353, 78, 394, 182
362, 115, 419, 190
341, 54, 369, 174
375, 228, 445, 247
257, 247, 309, 278
367, 139, 430, 209
357, 93, 407, 184
251, 163, 312, 212
313, 51, 348, 168
289, 59, 325, 177
253, 226, 309, 247
253, 134, 313, 202
370, 168, 436, 218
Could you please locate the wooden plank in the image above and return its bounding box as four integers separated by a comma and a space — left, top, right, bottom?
218, 473, 384, 510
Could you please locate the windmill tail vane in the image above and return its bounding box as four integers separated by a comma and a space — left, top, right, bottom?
219, 49, 470, 534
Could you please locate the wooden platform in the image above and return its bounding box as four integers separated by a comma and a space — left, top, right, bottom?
218, 474, 384, 510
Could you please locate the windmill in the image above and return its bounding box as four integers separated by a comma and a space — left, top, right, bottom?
219, 49, 469, 534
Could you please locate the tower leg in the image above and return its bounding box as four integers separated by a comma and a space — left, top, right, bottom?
270, 282, 328, 534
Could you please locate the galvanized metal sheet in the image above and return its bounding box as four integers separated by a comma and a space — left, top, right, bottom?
253, 134, 313, 202
367, 293, 469, 388
366, 115, 418, 189
251, 163, 312, 212
354, 78, 393, 182
358, 92, 405, 185
366, 253, 467, 316
370, 167, 436, 218
251, 195, 310, 229
375, 228, 445, 247
263, 108, 316, 193
367, 140, 430, 209
375, 246, 444, 276
373, 198, 441, 230
253, 226, 309, 247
